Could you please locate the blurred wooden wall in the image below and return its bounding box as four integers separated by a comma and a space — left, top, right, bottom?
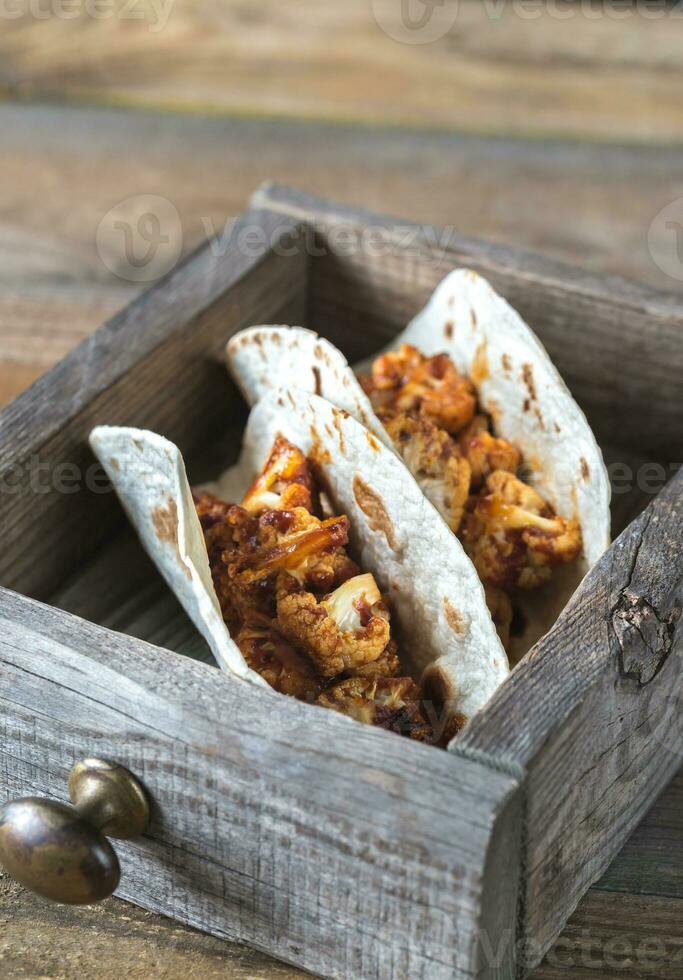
1, 0, 682, 402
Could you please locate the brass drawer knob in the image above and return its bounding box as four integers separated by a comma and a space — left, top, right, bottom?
0, 758, 150, 905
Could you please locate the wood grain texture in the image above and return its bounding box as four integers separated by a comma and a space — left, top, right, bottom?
532, 891, 683, 980
0, 869, 306, 979
3, 102, 683, 410
596, 765, 683, 899
462, 471, 683, 969
2, 181, 682, 977
3, 870, 683, 980
2, 182, 683, 977
255, 183, 683, 462
2, 1, 683, 143
0, 213, 307, 600
0, 587, 523, 980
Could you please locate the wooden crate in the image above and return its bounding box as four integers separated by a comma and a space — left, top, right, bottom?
1, 185, 681, 980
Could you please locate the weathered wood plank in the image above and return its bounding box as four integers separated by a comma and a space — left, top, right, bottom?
0, 587, 523, 980
253, 183, 683, 463
461, 470, 683, 970
3, 873, 682, 980
1, 1, 683, 143
3, 102, 683, 409
532, 891, 683, 980
50, 507, 683, 907
1, 870, 304, 980
50, 529, 215, 666
0, 215, 307, 600
595, 766, 683, 899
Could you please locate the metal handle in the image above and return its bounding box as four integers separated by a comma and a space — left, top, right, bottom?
0, 758, 150, 905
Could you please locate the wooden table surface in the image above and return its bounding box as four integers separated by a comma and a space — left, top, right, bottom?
1, 4, 682, 977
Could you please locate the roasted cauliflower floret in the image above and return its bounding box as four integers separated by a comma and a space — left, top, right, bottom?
230, 512, 350, 586
396, 352, 476, 434
459, 424, 521, 489
363, 345, 476, 435
486, 469, 548, 512
193, 488, 233, 528
462, 470, 582, 591
241, 434, 314, 515
383, 412, 471, 532
316, 676, 433, 741
367, 343, 425, 391
276, 573, 391, 677
235, 617, 322, 701
193, 491, 236, 568
348, 639, 401, 679
195, 435, 434, 742
192, 494, 264, 625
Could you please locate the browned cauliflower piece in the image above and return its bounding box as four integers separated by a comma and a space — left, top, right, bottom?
459, 421, 521, 490
262, 509, 360, 592
192, 494, 264, 626
229, 512, 350, 587
192, 490, 243, 563
276, 573, 391, 677
366, 343, 425, 391
486, 469, 548, 511
363, 345, 476, 435
303, 551, 361, 593
462, 470, 582, 591
383, 412, 471, 533
397, 352, 476, 434
235, 616, 322, 701
194, 434, 436, 742
241, 434, 314, 515
316, 676, 433, 741
347, 640, 401, 679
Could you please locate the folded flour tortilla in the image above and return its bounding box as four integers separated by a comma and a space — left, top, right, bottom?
227, 269, 611, 660
91, 387, 509, 727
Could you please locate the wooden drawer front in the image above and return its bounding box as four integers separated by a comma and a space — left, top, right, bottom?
0, 588, 522, 980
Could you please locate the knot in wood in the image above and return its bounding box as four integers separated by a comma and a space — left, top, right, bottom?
613, 590, 681, 686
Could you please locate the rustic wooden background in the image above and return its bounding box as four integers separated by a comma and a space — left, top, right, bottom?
1, 2, 682, 977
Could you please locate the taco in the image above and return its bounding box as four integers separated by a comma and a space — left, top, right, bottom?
227, 269, 611, 663
90, 387, 508, 745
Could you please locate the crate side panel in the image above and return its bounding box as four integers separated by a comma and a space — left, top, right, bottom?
460, 469, 683, 969
254, 184, 683, 463
0, 226, 307, 600
0, 589, 521, 980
